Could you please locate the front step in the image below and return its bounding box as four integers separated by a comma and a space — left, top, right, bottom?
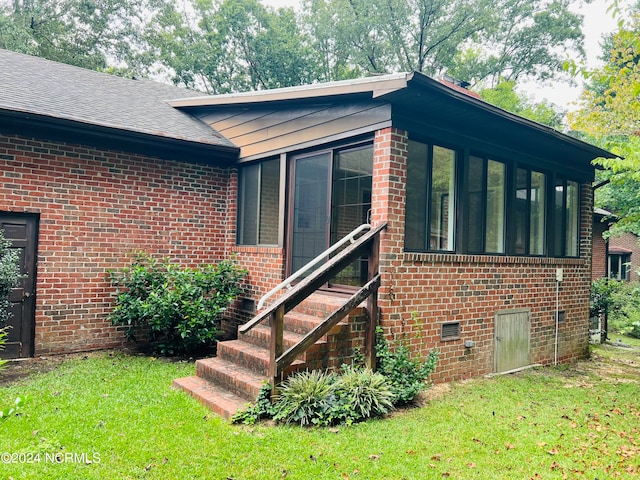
172, 376, 250, 420
173, 292, 365, 418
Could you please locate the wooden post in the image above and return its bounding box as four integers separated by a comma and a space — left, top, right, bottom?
364, 231, 380, 370
270, 304, 285, 395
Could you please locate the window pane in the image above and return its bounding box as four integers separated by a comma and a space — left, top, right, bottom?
529, 171, 545, 255
430, 146, 456, 251
486, 160, 505, 253
466, 156, 484, 253
404, 140, 428, 250
515, 168, 528, 254
292, 153, 330, 273
566, 181, 579, 256
238, 163, 259, 244
258, 159, 280, 244
554, 180, 565, 256
238, 159, 280, 246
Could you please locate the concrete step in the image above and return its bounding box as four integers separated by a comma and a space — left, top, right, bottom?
172, 376, 250, 420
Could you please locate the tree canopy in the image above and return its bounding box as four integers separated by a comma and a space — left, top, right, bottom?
568, 3, 640, 234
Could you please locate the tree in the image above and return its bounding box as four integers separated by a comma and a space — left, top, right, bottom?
568, 5, 640, 234
480, 80, 565, 128
300, 0, 586, 87
141, 0, 320, 93
0, 0, 152, 71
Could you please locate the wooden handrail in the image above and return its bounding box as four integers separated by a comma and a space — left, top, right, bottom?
239, 222, 386, 389
275, 274, 381, 376
239, 222, 386, 334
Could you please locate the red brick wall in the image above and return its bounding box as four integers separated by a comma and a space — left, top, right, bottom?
609, 232, 640, 282
371, 128, 593, 383
0, 133, 231, 354
592, 217, 609, 280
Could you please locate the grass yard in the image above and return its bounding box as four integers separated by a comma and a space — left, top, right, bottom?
0, 344, 638, 480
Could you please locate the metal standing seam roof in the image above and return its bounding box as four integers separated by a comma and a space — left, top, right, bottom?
0, 48, 236, 150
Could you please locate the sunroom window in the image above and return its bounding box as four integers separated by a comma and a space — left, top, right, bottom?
403, 139, 581, 258
237, 158, 280, 245
405, 141, 456, 251
515, 168, 546, 255
466, 156, 505, 253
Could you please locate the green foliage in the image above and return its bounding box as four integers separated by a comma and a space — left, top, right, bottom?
607, 281, 640, 335
231, 383, 275, 425
569, 7, 640, 235
272, 370, 337, 426
0, 230, 21, 325
108, 252, 247, 355
376, 326, 439, 406
0, 396, 25, 425
590, 278, 621, 318
0, 0, 152, 71
629, 322, 640, 339
333, 364, 394, 421
268, 366, 395, 427
479, 80, 564, 128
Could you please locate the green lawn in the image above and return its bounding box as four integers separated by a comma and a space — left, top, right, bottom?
0, 345, 638, 480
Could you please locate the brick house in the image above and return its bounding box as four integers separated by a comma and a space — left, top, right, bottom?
1, 50, 613, 416
591, 209, 640, 282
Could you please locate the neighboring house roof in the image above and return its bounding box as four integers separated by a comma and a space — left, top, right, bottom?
609, 246, 633, 254
0, 49, 238, 163
171, 72, 614, 175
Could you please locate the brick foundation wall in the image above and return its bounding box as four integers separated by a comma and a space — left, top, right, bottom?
0, 133, 231, 354
371, 128, 593, 383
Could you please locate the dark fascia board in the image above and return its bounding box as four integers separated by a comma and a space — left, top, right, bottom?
0, 109, 239, 165
401, 72, 615, 162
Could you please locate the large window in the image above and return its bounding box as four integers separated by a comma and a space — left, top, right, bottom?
237, 158, 280, 245
404, 139, 581, 257
405, 141, 456, 251
553, 179, 580, 257
515, 169, 546, 255
466, 156, 505, 253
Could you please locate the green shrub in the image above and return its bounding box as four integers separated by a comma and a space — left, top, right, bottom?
629, 322, 640, 339
333, 365, 394, 421
272, 370, 336, 426
108, 253, 247, 355
231, 383, 275, 425
376, 327, 439, 406
0, 230, 21, 325
605, 281, 640, 334
590, 278, 621, 318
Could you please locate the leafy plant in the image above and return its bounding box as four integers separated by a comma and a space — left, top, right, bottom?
629, 322, 640, 339
0, 396, 25, 425
231, 383, 276, 425
108, 252, 247, 355
0, 230, 21, 325
272, 370, 337, 426
333, 364, 394, 421
590, 278, 621, 319
376, 326, 439, 406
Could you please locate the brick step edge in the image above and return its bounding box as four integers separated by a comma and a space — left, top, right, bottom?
172, 376, 251, 420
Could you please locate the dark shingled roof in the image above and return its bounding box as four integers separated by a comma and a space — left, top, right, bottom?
0, 49, 237, 153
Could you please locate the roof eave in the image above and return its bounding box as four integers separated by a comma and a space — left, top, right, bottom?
0, 109, 239, 164
168, 74, 410, 108
402, 72, 615, 161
